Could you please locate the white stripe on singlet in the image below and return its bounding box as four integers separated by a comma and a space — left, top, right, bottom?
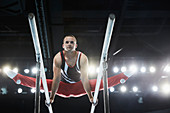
61, 51, 81, 83
64, 62, 68, 74
61, 69, 75, 83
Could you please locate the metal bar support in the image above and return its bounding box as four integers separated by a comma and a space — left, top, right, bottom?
103, 60, 110, 113
90, 14, 115, 113
28, 13, 53, 113
34, 56, 41, 113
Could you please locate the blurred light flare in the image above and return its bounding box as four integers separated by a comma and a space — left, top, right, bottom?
132, 86, 138, 92
24, 69, 30, 74
113, 67, 119, 73
110, 87, 115, 92
3, 66, 10, 73
88, 65, 96, 74
121, 66, 127, 72
129, 65, 138, 73
96, 67, 99, 73
140, 67, 146, 73
120, 86, 127, 92
18, 88, 23, 93
152, 86, 158, 92
13, 68, 18, 73
31, 88, 36, 93
162, 84, 170, 94
32, 67, 38, 74
150, 66, 156, 73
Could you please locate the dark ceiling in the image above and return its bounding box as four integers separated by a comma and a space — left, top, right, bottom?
0, 0, 170, 113
1, 0, 170, 60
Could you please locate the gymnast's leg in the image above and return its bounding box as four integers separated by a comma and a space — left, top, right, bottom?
5, 69, 133, 98
5, 69, 52, 91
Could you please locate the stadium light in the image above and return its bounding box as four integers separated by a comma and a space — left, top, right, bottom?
13, 68, 18, 73
152, 85, 158, 92
140, 67, 146, 73
96, 67, 99, 73
129, 65, 138, 73
24, 69, 30, 74
18, 88, 23, 93
150, 66, 156, 73
132, 86, 138, 92
120, 86, 127, 92
121, 66, 127, 72
88, 65, 96, 75
3, 66, 10, 73
32, 67, 38, 74
162, 83, 170, 94
113, 67, 119, 73
110, 87, 115, 92
31, 88, 36, 93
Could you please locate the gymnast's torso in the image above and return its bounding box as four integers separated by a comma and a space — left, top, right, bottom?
60, 51, 82, 83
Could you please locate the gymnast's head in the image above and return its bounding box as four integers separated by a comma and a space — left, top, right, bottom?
62, 35, 78, 51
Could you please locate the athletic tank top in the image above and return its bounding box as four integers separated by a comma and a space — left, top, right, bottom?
60, 51, 82, 83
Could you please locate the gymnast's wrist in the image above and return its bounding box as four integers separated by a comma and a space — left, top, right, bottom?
88, 93, 93, 99
50, 93, 55, 100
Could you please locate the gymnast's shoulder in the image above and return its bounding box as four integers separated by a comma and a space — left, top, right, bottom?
79, 52, 88, 64
53, 52, 62, 67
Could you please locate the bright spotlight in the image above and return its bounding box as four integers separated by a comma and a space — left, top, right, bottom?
18, 88, 23, 93
3, 66, 10, 73
152, 86, 158, 92
31, 88, 36, 93
32, 67, 38, 74
88, 65, 96, 75
110, 87, 115, 92
120, 86, 127, 92
96, 67, 99, 73
121, 66, 127, 72
13, 68, 18, 73
113, 67, 119, 73
132, 86, 138, 92
129, 65, 138, 73
162, 84, 170, 94
150, 66, 156, 73
24, 69, 30, 74
140, 67, 146, 73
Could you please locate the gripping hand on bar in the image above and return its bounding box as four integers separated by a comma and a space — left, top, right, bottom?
90, 14, 116, 113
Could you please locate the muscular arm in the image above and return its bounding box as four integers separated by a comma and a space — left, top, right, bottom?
80, 53, 93, 102
50, 53, 62, 103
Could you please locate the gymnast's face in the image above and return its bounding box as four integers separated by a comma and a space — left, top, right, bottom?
62, 36, 77, 52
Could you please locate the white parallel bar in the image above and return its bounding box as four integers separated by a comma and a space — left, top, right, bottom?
90, 14, 115, 113
28, 13, 53, 113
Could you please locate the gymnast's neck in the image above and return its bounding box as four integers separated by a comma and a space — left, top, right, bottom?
64, 50, 77, 58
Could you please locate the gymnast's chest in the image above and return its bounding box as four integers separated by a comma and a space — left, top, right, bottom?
65, 57, 77, 67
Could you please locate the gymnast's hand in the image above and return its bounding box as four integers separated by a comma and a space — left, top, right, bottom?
45, 100, 50, 107
90, 97, 98, 106
45, 99, 54, 107
50, 98, 54, 104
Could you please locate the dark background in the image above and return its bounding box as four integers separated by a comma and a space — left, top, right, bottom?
0, 0, 170, 113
